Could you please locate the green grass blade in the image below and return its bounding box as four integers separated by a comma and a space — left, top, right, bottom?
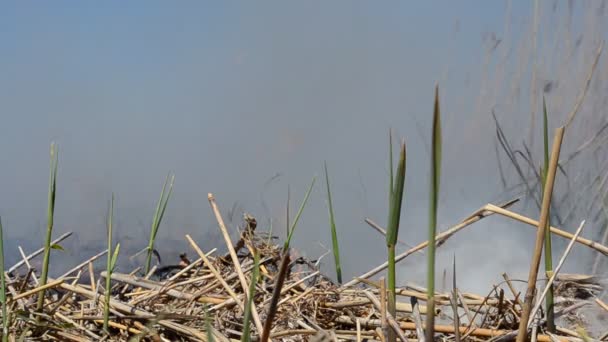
37, 143, 58, 315
542, 96, 555, 333
283, 177, 316, 251
426, 85, 442, 342
203, 305, 215, 342
104, 193, 115, 333
324, 161, 342, 284
386, 141, 406, 342
0, 218, 8, 342
241, 252, 260, 342
286, 185, 290, 238
145, 173, 175, 274
389, 129, 394, 204
110, 244, 121, 272
386, 143, 406, 247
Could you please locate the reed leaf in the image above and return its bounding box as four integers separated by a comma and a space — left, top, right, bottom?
386, 141, 406, 342
426, 85, 442, 342
324, 161, 342, 284
204, 305, 215, 342
104, 194, 117, 333
145, 173, 175, 274
542, 97, 555, 333
389, 129, 394, 204
283, 177, 316, 251
37, 143, 58, 315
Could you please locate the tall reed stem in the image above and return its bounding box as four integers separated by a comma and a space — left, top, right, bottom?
37, 143, 58, 315
145, 173, 174, 275
386, 141, 406, 342
426, 86, 442, 342
324, 161, 342, 284
516, 126, 565, 342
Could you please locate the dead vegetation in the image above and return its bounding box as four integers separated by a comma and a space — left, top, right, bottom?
1, 191, 607, 341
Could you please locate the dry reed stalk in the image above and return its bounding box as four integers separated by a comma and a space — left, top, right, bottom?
59, 282, 209, 340
185, 234, 243, 309
516, 126, 565, 342
322, 298, 434, 314
208, 193, 264, 334
343, 199, 519, 287
88, 262, 96, 292
380, 277, 388, 340
457, 290, 475, 326
11, 278, 63, 301
17, 246, 39, 285
335, 316, 568, 342
100, 271, 225, 305
411, 297, 425, 342
59, 250, 108, 280
485, 204, 608, 255
527, 220, 585, 328
8, 232, 72, 273
55, 312, 101, 340
363, 290, 409, 342
364, 218, 419, 252
502, 273, 522, 312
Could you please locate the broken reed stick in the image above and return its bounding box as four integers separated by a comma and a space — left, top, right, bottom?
365, 218, 419, 252
485, 204, 608, 255
58, 282, 210, 340
100, 271, 223, 304
502, 273, 522, 311
55, 312, 102, 340
185, 234, 243, 309
8, 232, 73, 273
411, 297, 426, 342
208, 193, 264, 334
516, 126, 565, 342
275, 271, 319, 307
363, 290, 409, 342
595, 298, 608, 313
18, 246, 39, 285
168, 249, 214, 282
88, 262, 96, 292
343, 198, 519, 287
380, 277, 388, 340
59, 250, 108, 279
11, 278, 63, 301
527, 220, 586, 328
322, 298, 435, 314
335, 316, 568, 342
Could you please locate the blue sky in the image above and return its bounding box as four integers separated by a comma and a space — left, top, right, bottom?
0, 2, 606, 286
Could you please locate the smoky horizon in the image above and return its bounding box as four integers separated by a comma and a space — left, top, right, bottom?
1, 2, 607, 317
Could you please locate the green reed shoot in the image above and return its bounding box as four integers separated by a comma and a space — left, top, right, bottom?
0, 218, 8, 342
145, 173, 175, 275
204, 304, 215, 342
37, 143, 58, 315
104, 194, 121, 332
324, 161, 342, 284
241, 251, 260, 342
542, 97, 555, 333
386, 140, 406, 342
426, 86, 442, 342
283, 177, 316, 252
